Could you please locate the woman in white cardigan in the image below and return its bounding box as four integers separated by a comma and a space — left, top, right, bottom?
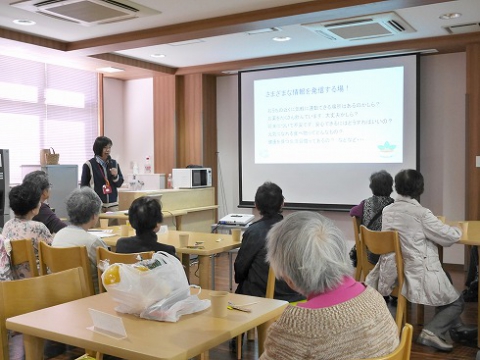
382, 169, 476, 351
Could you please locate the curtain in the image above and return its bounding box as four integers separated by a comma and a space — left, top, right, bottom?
0, 55, 98, 183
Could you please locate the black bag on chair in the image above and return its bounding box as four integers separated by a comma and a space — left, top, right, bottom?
462, 279, 478, 302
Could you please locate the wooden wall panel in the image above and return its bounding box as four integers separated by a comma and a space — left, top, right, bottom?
181, 74, 203, 167
153, 75, 177, 175
466, 43, 480, 220
154, 73, 217, 208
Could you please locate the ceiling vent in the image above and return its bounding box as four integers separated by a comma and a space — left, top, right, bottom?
445, 22, 480, 34
302, 12, 415, 41
10, 0, 160, 26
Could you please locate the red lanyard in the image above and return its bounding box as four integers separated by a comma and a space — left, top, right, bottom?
97, 162, 110, 186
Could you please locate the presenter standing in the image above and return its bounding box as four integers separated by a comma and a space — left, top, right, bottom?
81, 136, 124, 214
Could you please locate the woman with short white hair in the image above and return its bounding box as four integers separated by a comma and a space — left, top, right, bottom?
53, 187, 108, 294
260, 211, 399, 360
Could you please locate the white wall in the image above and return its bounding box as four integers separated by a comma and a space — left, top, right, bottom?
419, 53, 466, 264
217, 53, 467, 264
104, 77, 154, 177
103, 78, 124, 162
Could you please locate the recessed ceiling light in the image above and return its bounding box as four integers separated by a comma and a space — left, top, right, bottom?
96, 67, 124, 73
168, 39, 204, 46
13, 19, 35, 26
439, 12, 462, 20
151, 54, 166, 58
246, 27, 281, 35
273, 36, 291, 42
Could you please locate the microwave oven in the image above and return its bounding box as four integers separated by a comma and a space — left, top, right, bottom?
172, 168, 212, 188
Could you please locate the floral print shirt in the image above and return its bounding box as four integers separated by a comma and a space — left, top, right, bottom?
1, 218, 53, 279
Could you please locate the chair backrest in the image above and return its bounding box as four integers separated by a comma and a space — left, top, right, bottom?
351, 216, 363, 281
38, 241, 95, 296
96, 247, 154, 293
368, 323, 413, 360
357, 224, 376, 282
9, 239, 38, 277
360, 225, 405, 332
465, 220, 480, 238
265, 266, 275, 299
0, 267, 88, 360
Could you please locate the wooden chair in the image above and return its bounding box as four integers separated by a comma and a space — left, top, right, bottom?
9, 239, 39, 277
351, 216, 363, 280
360, 226, 406, 333
96, 247, 154, 293
368, 323, 413, 360
0, 267, 101, 360
38, 242, 95, 296
235, 266, 276, 360
357, 226, 376, 283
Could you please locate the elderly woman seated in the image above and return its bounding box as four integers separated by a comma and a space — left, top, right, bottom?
22, 170, 67, 235
52, 187, 108, 293
116, 196, 176, 256
260, 211, 399, 360
1, 183, 54, 360
2, 182, 53, 278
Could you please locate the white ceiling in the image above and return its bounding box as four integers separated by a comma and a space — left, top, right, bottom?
0, 0, 479, 77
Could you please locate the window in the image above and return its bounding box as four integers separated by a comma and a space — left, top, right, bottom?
0, 55, 98, 183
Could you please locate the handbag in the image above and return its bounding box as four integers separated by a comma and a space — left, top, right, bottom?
40, 147, 60, 165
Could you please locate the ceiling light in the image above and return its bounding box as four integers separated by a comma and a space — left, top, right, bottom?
246, 27, 281, 35
13, 19, 36, 26
439, 13, 462, 20
168, 39, 204, 46
273, 36, 291, 42
151, 54, 166, 58
96, 67, 125, 73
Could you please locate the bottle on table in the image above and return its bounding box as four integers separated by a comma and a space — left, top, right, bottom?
144, 156, 152, 174
167, 173, 172, 189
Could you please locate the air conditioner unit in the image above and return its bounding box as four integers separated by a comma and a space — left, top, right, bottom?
302, 12, 415, 41
10, 0, 160, 26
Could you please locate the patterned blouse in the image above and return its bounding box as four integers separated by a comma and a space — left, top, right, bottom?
1, 218, 53, 279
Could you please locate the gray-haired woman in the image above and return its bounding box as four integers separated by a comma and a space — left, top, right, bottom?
23, 170, 67, 234
52, 187, 108, 293
260, 211, 399, 360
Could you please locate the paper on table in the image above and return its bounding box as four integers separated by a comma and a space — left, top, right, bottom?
87, 308, 127, 339
88, 230, 117, 238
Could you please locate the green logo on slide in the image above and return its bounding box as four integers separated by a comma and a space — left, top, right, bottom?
378, 141, 396, 155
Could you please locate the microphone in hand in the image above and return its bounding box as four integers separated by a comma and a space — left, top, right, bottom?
107, 156, 116, 169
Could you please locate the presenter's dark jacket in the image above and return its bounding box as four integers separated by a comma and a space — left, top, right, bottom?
33, 202, 67, 234
115, 231, 176, 257
80, 157, 124, 208
234, 214, 304, 302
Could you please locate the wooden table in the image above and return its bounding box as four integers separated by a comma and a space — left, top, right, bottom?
100, 228, 241, 290
6, 291, 287, 360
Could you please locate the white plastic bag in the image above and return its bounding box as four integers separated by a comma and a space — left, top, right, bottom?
102, 251, 210, 321
141, 285, 211, 322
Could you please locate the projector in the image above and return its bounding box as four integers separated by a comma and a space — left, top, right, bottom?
218, 214, 255, 226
